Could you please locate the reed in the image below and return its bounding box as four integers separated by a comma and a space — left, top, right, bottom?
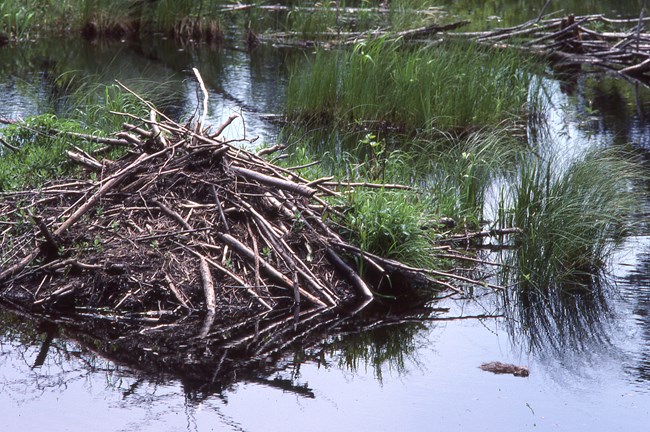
273, 126, 525, 268
0, 0, 225, 41
425, 127, 522, 224
0, 0, 37, 40
287, 39, 540, 132
273, 127, 442, 267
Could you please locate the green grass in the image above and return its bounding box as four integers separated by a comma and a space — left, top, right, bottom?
274, 126, 526, 268
0, 0, 225, 41
424, 127, 522, 224
274, 127, 442, 268
343, 187, 438, 268
0, 0, 37, 40
496, 147, 642, 293
274, 121, 643, 298
0, 114, 89, 190
287, 39, 540, 132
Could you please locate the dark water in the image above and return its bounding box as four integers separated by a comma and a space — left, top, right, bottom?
2, 4, 650, 431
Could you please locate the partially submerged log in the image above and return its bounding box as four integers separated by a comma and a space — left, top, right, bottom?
479, 361, 530, 377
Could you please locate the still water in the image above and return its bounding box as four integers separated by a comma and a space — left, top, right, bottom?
2, 3, 650, 431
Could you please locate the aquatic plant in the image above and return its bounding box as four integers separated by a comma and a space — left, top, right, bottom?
496, 147, 642, 292
79, 0, 136, 38
0, 115, 85, 190
0, 0, 36, 40
275, 124, 526, 266
425, 127, 522, 224
287, 39, 540, 132
344, 187, 438, 268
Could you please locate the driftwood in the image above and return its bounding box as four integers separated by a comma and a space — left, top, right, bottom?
451, 12, 650, 84
254, 5, 650, 84
257, 20, 470, 47
479, 361, 530, 377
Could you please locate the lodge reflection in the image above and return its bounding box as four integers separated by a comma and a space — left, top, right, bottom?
0, 296, 449, 403
620, 250, 650, 383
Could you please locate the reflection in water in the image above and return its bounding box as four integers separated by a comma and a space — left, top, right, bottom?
0, 36, 293, 146
501, 273, 615, 354
0, 296, 451, 403
620, 247, 650, 384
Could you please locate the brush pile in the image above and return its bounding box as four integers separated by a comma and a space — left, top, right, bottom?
455, 13, 650, 83
0, 116, 372, 318
1, 79, 474, 321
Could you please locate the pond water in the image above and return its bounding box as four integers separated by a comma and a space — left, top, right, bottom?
2, 3, 650, 431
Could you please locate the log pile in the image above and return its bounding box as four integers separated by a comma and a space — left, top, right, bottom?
0, 116, 360, 316
0, 75, 511, 388
454, 12, 650, 84
1, 78, 487, 321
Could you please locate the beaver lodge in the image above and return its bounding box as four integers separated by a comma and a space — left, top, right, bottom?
0, 74, 510, 386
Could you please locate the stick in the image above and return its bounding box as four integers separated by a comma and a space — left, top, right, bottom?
192, 68, 209, 131
66, 150, 103, 170
0, 145, 173, 283
199, 257, 216, 312
230, 166, 317, 197
216, 232, 327, 307
325, 248, 373, 300
189, 243, 273, 310
150, 110, 168, 147
151, 199, 192, 230
211, 184, 230, 231
211, 114, 239, 139
0, 137, 19, 152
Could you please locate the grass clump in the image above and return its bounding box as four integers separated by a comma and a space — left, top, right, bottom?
343, 187, 436, 268
287, 39, 540, 132
0, 0, 37, 41
0, 114, 89, 190
0, 0, 224, 42
274, 128, 462, 269
496, 147, 642, 292
425, 128, 522, 225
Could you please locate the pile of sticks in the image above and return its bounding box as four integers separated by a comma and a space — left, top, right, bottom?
0, 103, 364, 316
2, 73, 491, 319
454, 12, 650, 83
